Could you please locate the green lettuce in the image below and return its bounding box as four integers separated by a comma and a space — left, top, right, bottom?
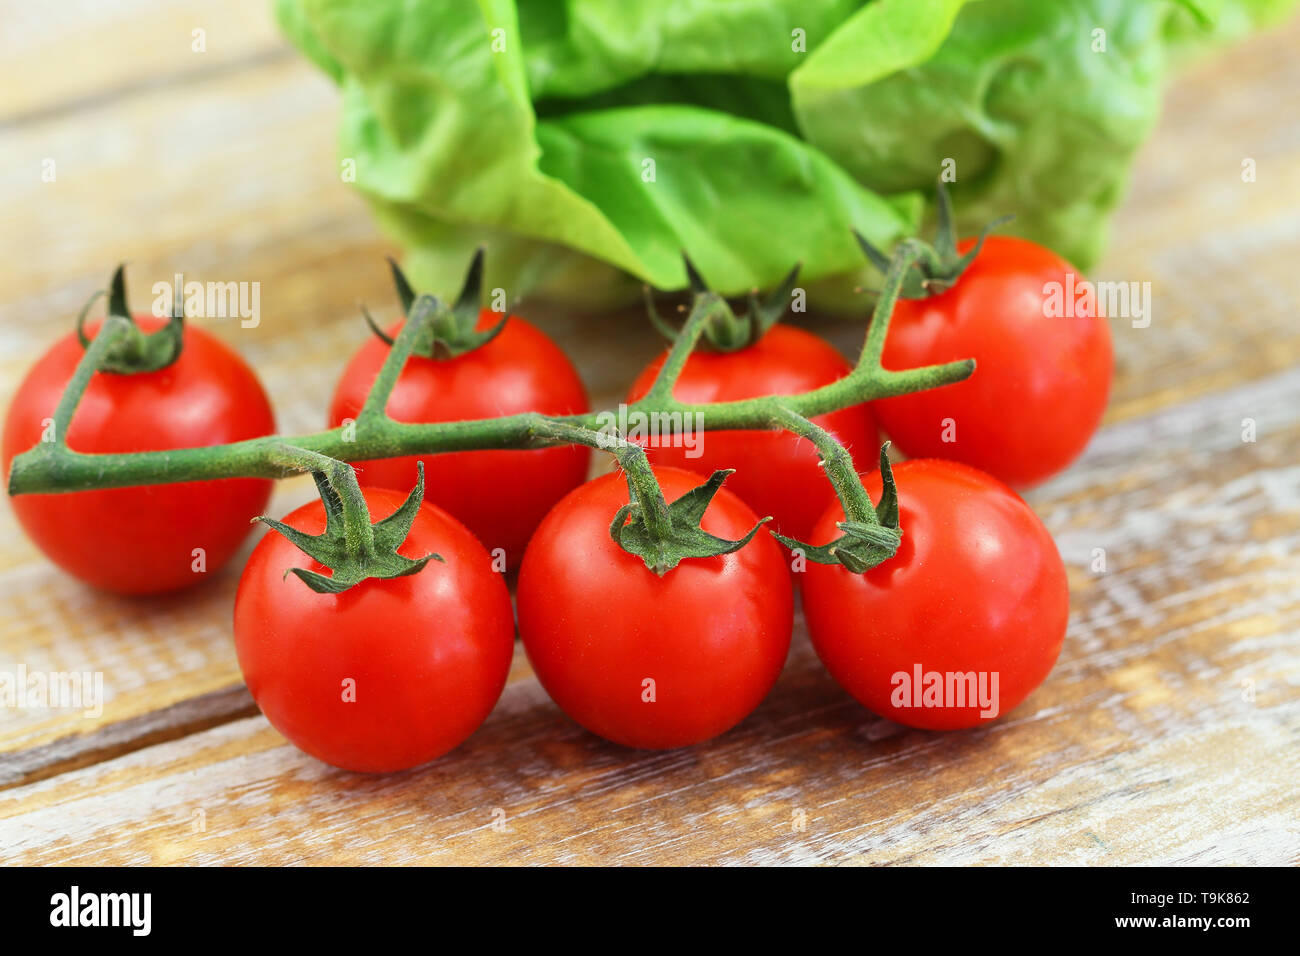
278, 0, 1295, 311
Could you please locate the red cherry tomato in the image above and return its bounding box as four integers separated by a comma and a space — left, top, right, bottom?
625, 325, 878, 541
2, 317, 275, 595
517, 466, 793, 750
872, 236, 1113, 488
329, 312, 590, 570
233, 487, 515, 773
800, 459, 1068, 730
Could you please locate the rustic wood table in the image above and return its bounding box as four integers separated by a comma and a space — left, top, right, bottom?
2, 2, 1297, 866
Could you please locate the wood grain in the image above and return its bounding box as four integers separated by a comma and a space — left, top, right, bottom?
0, 3, 1297, 865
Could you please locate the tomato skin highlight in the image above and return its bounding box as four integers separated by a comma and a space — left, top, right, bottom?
328, 312, 590, 571
872, 236, 1113, 488
800, 460, 1068, 730
2, 317, 275, 595
517, 467, 793, 750
625, 325, 878, 541
233, 488, 515, 773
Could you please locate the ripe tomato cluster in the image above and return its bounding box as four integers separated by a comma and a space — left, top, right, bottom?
4, 231, 1110, 773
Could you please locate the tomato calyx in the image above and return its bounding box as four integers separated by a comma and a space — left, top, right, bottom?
362, 248, 508, 360
644, 254, 800, 353
75, 265, 184, 374
526, 418, 769, 575
773, 444, 902, 574
255, 453, 441, 594
855, 181, 1012, 300
611, 467, 769, 575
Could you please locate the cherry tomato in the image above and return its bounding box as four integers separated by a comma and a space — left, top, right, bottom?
517, 466, 793, 749
329, 312, 590, 570
800, 459, 1068, 730
625, 325, 878, 541
233, 487, 514, 772
3, 317, 275, 595
872, 236, 1112, 488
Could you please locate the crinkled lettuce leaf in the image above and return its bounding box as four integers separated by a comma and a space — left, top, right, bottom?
277, 0, 1297, 311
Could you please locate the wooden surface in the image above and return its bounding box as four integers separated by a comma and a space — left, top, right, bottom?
1, 2, 1298, 865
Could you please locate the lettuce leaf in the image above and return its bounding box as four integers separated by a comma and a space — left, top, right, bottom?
278, 0, 1296, 311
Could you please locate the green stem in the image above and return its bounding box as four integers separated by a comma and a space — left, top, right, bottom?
766, 406, 875, 524
358, 294, 437, 423
860, 242, 920, 371
6, 355, 970, 495
526, 417, 672, 539
7, 354, 970, 496
641, 292, 721, 401
262, 443, 377, 558
52, 315, 133, 440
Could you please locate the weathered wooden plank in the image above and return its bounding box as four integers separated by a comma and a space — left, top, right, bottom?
0, 0, 283, 122
1095, 22, 1300, 421
1, 476, 287, 756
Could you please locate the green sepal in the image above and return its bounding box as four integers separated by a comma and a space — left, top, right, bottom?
641, 283, 686, 342
76, 264, 184, 374
255, 461, 442, 594
364, 248, 508, 360
645, 254, 801, 353
854, 181, 1013, 299
773, 447, 902, 574
610, 469, 769, 575
872, 444, 900, 529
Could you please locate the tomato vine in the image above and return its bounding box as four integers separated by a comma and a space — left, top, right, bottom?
6, 242, 972, 585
